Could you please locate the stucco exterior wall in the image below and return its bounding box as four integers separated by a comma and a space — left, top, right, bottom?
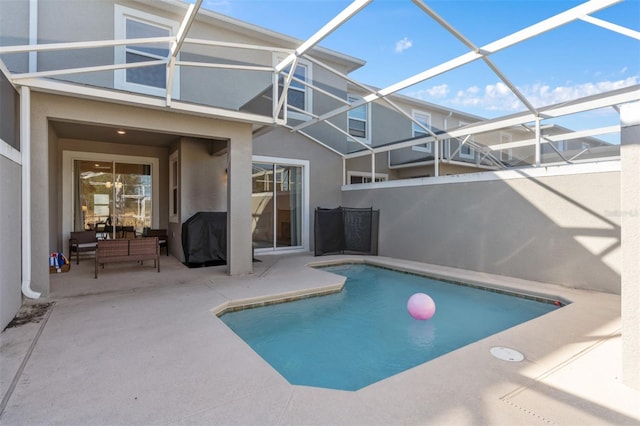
342, 167, 621, 293
0, 156, 22, 331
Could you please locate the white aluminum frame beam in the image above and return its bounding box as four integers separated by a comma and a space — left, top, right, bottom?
292, 0, 621, 133
274, 0, 371, 73
10, 60, 166, 81
411, 0, 538, 115
344, 85, 637, 159
0, 37, 175, 54
486, 125, 621, 151
167, 0, 202, 104
175, 61, 273, 72
579, 15, 640, 40
184, 38, 293, 53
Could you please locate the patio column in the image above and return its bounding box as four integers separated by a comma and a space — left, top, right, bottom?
620, 101, 640, 391
226, 127, 253, 276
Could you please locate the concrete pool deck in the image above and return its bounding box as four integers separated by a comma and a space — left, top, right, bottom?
1, 253, 639, 425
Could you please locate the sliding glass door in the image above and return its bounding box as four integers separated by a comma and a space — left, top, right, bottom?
75, 160, 152, 238
251, 159, 305, 251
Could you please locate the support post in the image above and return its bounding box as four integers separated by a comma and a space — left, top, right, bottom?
534, 116, 541, 167
371, 152, 375, 182
434, 138, 439, 177
226, 129, 253, 276
620, 101, 640, 390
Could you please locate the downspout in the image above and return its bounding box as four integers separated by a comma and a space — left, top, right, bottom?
21, 85, 41, 299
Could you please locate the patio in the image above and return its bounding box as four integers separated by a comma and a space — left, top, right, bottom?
1, 254, 638, 425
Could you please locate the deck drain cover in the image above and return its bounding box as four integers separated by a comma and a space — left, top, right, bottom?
490, 346, 524, 362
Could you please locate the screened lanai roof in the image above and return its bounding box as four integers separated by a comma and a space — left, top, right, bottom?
1, 0, 638, 169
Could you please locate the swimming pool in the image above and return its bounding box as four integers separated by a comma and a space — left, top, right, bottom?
220, 263, 561, 391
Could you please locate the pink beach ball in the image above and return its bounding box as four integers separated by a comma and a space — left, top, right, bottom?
407, 293, 436, 320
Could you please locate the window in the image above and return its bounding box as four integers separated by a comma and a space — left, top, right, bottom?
276, 56, 312, 121
411, 110, 432, 153
581, 142, 590, 150
252, 156, 309, 252
347, 171, 388, 184
114, 5, 179, 98
169, 151, 178, 223
348, 95, 370, 143
499, 132, 513, 162
458, 121, 475, 160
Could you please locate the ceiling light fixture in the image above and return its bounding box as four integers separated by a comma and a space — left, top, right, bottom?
116, 129, 126, 135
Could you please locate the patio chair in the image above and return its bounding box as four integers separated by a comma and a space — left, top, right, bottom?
143, 228, 169, 256
69, 230, 98, 264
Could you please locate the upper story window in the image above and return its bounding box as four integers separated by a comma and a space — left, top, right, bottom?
276, 56, 312, 121
458, 121, 475, 160
411, 110, 432, 153
499, 132, 513, 161
348, 95, 370, 143
114, 5, 179, 98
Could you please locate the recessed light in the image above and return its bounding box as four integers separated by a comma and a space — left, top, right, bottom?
117, 129, 126, 135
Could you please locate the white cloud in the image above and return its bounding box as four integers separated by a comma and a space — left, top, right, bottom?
446, 76, 639, 112
427, 84, 450, 98
410, 84, 450, 100
395, 37, 412, 53
621, 66, 628, 74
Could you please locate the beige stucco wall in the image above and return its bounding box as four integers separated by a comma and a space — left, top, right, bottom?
29, 91, 253, 294
0, 155, 22, 330
342, 167, 621, 293
173, 137, 228, 263
620, 103, 640, 390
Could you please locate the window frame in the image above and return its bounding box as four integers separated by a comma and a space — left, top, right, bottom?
499, 132, 513, 162
114, 5, 179, 98
458, 121, 475, 160
275, 55, 313, 121
252, 155, 310, 253
347, 171, 388, 184
411, 110, 432, 154
347, 94, 371, 144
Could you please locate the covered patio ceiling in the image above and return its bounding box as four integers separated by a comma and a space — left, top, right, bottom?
1, 0, 638, 166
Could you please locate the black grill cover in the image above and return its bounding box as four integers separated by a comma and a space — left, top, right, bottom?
182, 212, 227, 265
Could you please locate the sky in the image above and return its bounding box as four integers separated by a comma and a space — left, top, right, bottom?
196, 0, 639, 141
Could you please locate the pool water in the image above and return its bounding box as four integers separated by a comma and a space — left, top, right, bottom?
220, 264, 560, 391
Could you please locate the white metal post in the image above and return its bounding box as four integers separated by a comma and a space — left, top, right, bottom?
535, 116, 541, 167
434, 137, 439, 177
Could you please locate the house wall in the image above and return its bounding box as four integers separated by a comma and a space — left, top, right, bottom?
253, 126, 344, 251
0, 155, 22, 330
30, 91, 253, 294
342, 166, 621, 294
175, 137, 228, 263
4, 0, 358, 118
